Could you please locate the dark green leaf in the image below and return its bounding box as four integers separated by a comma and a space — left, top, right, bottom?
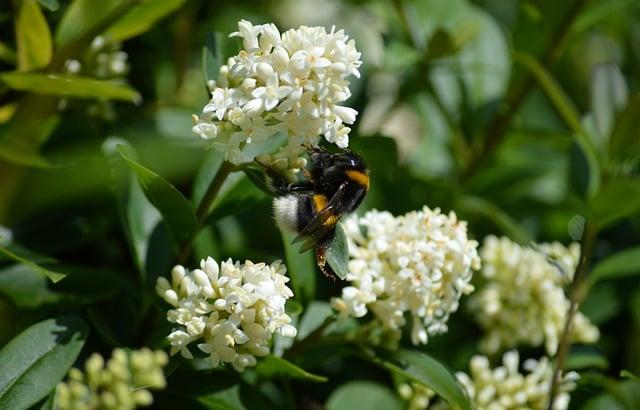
281, 228, 316, 303
16, 0, 52, 71
364, 349, 471, 410
202, 31, 238, 85
325, 223, 348, 280
589, 246, 640, 285
103, 137, 161, 274
610, 93, 640, 161
589, 177, 640, 229
0, 73, 141, 103
297, 301, 333, 341
105, 0, 186, 41
0, 246, 65, 283
87, 296, 139, 346
117, 144, 197, 245
37, 0, 60, 11
581, 394, 626, 410
205, 174, 265, 223
54, 0, 120, 47
192, 149, 224, 206
326, 381, 402, 410
254, 355, 327, 383
0, 41, 17, 65
243, 166, 276, 197
0, 316, 88, 409
285, 300, 303, 317
0, 264, 62, 308
457, 195, 532, 244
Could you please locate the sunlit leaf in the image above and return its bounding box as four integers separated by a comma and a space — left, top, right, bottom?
326, 381, 402, 410
0, 246, 65, 283
325, 223, 348, 280
0, 73, 141, 102
589, 245, 640, 284
105, 0, 187, 42
0, 316, 88, 409
16, 0, 52, 71
117, 144, 197, 245
254, 355, 328, 383
566, 350, 609, 371
37, 0, 60, 11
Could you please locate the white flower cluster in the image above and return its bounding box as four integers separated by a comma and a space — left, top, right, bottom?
156, 257, 297, 372
56, 348, 168, 410
398, 381, 437, 410
192, 20, 362, 165
470, 236, 599, 355
331, 207, 481, 346
64, 36, 129, 80
456, 351, 578, 410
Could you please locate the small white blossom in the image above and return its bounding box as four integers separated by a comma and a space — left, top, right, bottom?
470, 236, 600, 355
56, 348, 168, 410
193, 20, 362, 165
156, 257, 297, 372
456, 351, 579, 410
331, 207, 481, 346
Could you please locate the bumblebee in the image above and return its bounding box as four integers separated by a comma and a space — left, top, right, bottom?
268, 146, 369, 278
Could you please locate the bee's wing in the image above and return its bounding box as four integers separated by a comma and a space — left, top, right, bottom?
293, 183, 347, 253
294, 206, 340, 253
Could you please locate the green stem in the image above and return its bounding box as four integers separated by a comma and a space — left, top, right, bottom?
547, 222, 596, 409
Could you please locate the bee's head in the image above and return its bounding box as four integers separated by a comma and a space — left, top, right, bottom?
342, 150, 367, 172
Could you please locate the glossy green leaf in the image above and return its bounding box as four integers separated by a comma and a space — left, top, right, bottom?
55, 0, 120, 47
254, 355, 328, 383
589, 177, 640, 229
566, 351, 609, 371
364, 349, 471, 410
103, 138, 161, 274
589, 245, 640, 285
0, 246, 65, 283
0, 73, 141, 103
0, 316, 88, 409
326, 381, 403, 410
37, 0, 60, 11
0, 264, 62, 308
117, 144, 197, 245
325, 223, 348, 280
16, 0, 52, 71
281, 228, 316, 303
514, 51, 601, 197
297, 301, 333, 341
105, 0, 187, 41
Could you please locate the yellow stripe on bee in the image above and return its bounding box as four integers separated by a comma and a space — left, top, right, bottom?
312, 194, 328, 213
346, 170, 370, 190
323, 215, 338, 227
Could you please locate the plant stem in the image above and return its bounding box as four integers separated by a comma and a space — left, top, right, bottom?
547, 222, 596, 409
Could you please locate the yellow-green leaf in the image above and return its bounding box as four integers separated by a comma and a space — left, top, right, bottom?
0, 72, 141, 102
105, 0, 187, 42
15, 0, 53, 71
54, 0, 121, 47
0, 246, 65, 283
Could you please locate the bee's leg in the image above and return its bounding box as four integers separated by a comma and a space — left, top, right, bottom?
314, 237, 337, 281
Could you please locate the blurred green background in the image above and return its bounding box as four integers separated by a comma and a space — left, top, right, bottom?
1, 0, 640, 408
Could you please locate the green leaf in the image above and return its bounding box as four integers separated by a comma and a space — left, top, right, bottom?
581, 394, 626, 410
54, 0, 120, 47
0, 316, 88, 409
565, 350, 609, 371
621, 370, 638, 380
0, 264, 62, 308
103, 138, 161, 274
589, 246, 640, 285
514, 51, 601, 197
206, 174, 266, 223
254, 355, 328, 383
326, 381, 403, 410
325, 223, 348, 280
589, 177, 640, 229
0, 73, 141, 103
16, 0, 52, 71
610, 93, 640, 161
37, 0, 60, 11
0, 246, 65, 283
105, 0, 187, 42
590, 64, 627, 142
281, 228, 316, 303
117, 144, 197, 245
87, 296, 139, 346
192, 149, 224, 206
364, 348, 471, 410
457, 195, 532, 244
297, 301, 333, 340
0, 41, 17, 65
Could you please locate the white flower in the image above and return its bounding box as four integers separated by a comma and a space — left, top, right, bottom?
193, 20, 362, 166
456, 351, 579, 410
56, 348, 168, 410
470, 236, 600, 355
156, 257, 297, 372
331, 207, 481, 346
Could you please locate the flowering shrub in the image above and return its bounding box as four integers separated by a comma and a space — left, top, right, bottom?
0, 1, 638, 410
